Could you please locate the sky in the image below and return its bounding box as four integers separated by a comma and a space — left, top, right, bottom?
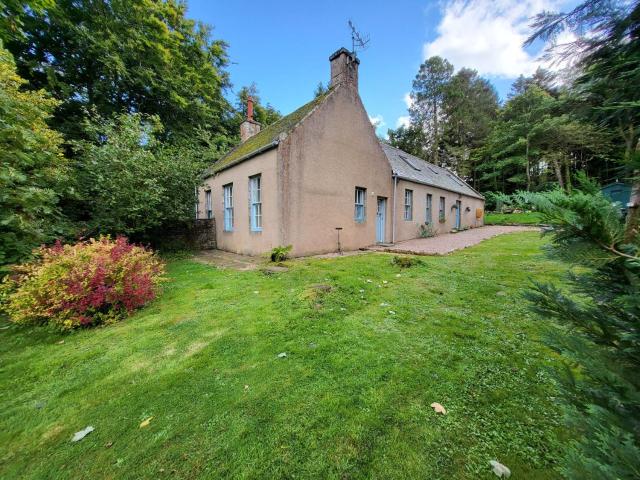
187, 0, 574, 136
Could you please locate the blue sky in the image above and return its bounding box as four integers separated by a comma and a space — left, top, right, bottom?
187, 0, 572, 136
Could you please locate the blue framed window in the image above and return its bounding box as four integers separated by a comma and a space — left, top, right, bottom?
439, 196, 446, 222
425, 193, 432, 224
223, 184, 233, 231
205, 189, 212, 219
249, 175, 262, 232
404, 189, 413, 220
354, 187, 366, 222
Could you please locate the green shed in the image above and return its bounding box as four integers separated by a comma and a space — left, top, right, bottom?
601, 181, 632, 214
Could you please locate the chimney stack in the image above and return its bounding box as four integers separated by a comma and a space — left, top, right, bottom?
240, 96, 261, 142
329, 47, 359, 89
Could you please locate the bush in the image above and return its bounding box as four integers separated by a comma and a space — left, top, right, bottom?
0, 236, 164, 330
419, 223, 436, 238
270, 245, 292, 262
391, 255, 423, 268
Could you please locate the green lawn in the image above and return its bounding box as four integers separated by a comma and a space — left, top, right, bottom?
485, 211, 544, 225
0, 232, 570, 479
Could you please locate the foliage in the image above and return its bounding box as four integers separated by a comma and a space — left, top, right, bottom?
407, 56, 454, 164
270, 245, 292, 262
387, 124, 427, 158
418, 223, 436, 238
0, 233, 570, 478
523, 180, 640, 479
233, 84, 281, 128
391, 255, 423, 268
0, 43, 68, 270
4, 0, 232, 141
0, 236, 164, 329
71, 113, 212, 241
314, 81, 329, 98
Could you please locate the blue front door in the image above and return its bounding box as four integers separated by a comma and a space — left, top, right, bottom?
455, 200, 462, 229
376, 197, 386, 243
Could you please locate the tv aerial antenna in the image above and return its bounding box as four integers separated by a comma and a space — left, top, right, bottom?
348, 20, 370, 57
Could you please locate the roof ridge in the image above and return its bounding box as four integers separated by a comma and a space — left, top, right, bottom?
380, 141, 443, 173
379, 141, 484, 200
207, 87, 338, 175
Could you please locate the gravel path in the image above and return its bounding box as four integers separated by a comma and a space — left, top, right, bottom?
371, 225, 540, 255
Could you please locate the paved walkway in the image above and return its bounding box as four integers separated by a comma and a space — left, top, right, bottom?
193, 249, 263, 271
370, 225, 539, 256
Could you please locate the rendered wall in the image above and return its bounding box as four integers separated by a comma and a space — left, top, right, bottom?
197, 149, 280, 255
279, 85, 394, 256
392, 179, 484, 242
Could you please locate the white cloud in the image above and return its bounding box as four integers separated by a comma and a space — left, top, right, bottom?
403, 93, 413, 109
424, 0, 572, 78
369, 114, 386, 129
396, 116, 411, 128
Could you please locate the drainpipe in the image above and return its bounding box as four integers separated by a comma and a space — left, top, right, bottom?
392, 174, 398, 244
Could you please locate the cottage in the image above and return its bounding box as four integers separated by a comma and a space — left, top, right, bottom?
197, 48, 484, 257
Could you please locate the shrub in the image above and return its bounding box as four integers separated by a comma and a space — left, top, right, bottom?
419, 223, 436, 238
0, 236, 164, 330
270, 245, 292, 262
391, 255, 423, 268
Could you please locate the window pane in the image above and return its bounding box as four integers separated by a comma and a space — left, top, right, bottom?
250, 175, 262, 231
355, 187, 366, 221
224, 184, 233, 230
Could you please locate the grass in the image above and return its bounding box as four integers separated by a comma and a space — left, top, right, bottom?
0, 232, 570, 479
485, 211, 544, 225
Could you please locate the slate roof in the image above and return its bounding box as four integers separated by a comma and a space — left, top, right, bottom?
206, 89, 333, 176
380, 142, 484, 199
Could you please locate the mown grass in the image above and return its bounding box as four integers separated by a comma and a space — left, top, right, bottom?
485, 211, 544, 225
0, 232, 570, 479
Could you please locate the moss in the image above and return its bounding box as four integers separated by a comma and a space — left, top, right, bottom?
211, 91, 331, 174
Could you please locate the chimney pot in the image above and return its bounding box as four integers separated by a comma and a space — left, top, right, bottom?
240, 96, 260, 142
247, 96, 254, 121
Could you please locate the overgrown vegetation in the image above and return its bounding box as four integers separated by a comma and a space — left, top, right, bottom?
391, 255, 423, 268
270, 245, 292, 262
0, 44, 68, 270
0, 237, 164, 329
0, 1, 282, 268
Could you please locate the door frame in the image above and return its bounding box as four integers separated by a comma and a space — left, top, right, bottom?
455, 200, 462, 229
376, 197, 387, 243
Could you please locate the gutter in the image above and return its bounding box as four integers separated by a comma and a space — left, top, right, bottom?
392, 173, 398, 244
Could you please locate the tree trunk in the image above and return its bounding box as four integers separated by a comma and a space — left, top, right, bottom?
551, 155, 565, 191
525, 136, 531, 191
564, 157, 572, 193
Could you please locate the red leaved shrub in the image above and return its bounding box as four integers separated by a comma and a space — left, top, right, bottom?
0, 236, 164, 329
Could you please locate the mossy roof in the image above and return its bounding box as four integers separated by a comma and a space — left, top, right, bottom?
208, 90, 331, 175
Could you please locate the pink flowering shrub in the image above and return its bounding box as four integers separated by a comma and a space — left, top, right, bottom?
0, 236, 164, 329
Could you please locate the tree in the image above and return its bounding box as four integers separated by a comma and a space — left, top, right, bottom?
442, 68, 499, 177
0, 44, 68, 270
387, 125, 428, 158
509, 67, 557, 98
523, 1, 640, 476
72, 113, 210, 241
523, 179, 640, 479
233, 84, 281, 129
409, 56, 454, 164
527, 0, 640, 236
479, 86, 608, 193
4, 0, 232, 141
